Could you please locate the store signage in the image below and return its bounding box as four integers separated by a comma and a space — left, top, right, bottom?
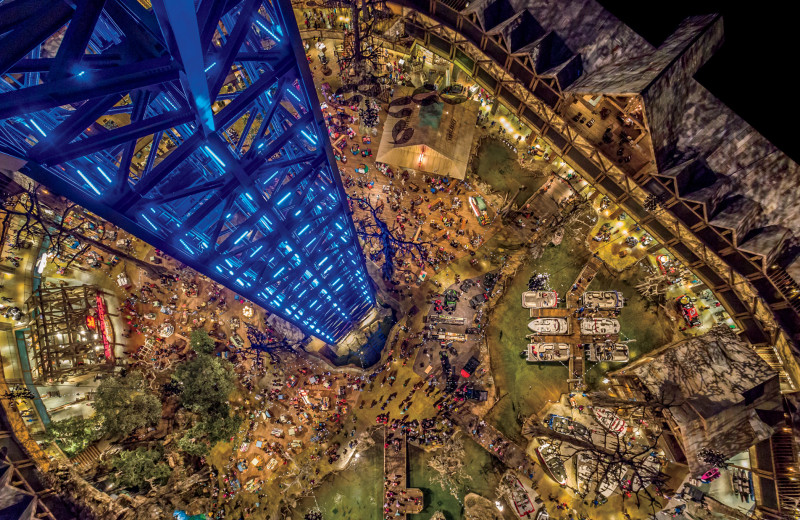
95, 293, 112, 360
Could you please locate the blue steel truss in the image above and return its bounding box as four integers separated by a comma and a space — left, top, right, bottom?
0, 0, 374, 343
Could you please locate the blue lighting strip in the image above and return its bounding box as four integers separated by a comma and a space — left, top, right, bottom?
0, 0, 374, 344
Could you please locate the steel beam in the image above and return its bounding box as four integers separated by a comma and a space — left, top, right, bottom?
0, 0, 374, 343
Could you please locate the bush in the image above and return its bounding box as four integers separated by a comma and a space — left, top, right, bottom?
45, 416, 102, 456
189, 329, 216, 355
111, 448, 171, 490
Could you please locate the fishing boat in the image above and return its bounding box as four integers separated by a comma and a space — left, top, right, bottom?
546, 414, 591, 441
535, 441, 567, 485
593, 407, 626, 435
502, 473, 536, 518
527, 343, 570, 362
551, 227, 564, 246
528, 318, 569, 334
575, 453, 594, 496
588, 342, 629, 362
597, 463, 625, 498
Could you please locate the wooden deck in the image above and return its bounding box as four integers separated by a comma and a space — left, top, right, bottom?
383, 427, 423, 519
566, 255, 604, 308
525, 255, 617, 390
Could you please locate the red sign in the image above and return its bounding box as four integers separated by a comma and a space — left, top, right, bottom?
85, 315, 96, 330
95, 293, 112, 361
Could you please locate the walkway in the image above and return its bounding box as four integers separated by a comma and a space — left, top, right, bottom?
527, 256, 616, 390
383, 427, 423, 519
453, 413, 538, 480
566, 255, 603, 308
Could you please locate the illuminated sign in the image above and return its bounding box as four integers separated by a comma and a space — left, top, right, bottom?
85, 315, 96, 330
95, 293, 112, 360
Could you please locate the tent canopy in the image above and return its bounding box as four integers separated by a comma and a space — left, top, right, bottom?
376, 87, 479, 180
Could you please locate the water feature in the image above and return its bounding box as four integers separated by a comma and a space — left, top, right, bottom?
408, 435, 512, 520
486, 225, 590, 442
473, 138, 546, 205
310, 301, 397, 369
291, 441, 383, 520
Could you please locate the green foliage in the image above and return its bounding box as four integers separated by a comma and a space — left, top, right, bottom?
203, 407, 242, 444
189, 329, 216, 355
176, 410, 242, 457
172, 354, 235, 415
177, 424, 211, 456
172, 354, 241, 456
45, 416, 102, 456
94, 371, 162, 438
110, 447, 171, 491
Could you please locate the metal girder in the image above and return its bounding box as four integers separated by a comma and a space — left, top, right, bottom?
0, 0, 374, 343
48, 0, 108, 81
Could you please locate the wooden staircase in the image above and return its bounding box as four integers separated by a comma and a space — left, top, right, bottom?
69, 443, 101, 470
754, 346, 795, 391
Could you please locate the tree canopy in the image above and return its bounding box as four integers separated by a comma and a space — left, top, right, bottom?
172, 354, 235, 415
45, 416, 102, 456
172, 354, 240, 456
94, 371, 162, 438
189, 329, 216, 355
177, 411, 242, 456
110, 447, 171, 490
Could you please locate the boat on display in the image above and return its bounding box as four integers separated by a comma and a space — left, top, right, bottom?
551, 227, 564, 246
593, 407, 627, 435
535, 441, 568, 485
631, 454, 661, 491
527, 343, 570, 362
576, 453, 623, 498
468, 196, 491, 226
527, 318, 569, 334
575, 453, 594, 496
580, 291, 624, 310
546, 414, 591, 441
588, 342, 629, 362
521, 290, 558, 309
502, 473, 536, 518
597, 463, 625, 498
579, 318, 621, 335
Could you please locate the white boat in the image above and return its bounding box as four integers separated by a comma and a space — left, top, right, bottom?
597, 463, 625, 497
527, 343, 570, 362
528, 318, 569, 335
521, 290, 558, 309
580, 318, 620, 335
593, 407, 626, 435
535, 442, 567, 485
588, 342, 629, 362
576, 453, 623, 498
580, 291, 624, 310
576, 453, 594, 496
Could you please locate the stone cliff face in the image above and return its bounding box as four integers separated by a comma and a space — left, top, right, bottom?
43, 463, 212, 520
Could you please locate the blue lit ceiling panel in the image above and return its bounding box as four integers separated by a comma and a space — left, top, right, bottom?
0, 0, 373, 343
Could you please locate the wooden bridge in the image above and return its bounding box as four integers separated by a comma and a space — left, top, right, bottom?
566, 255, 604, 308
383, 427, 423, 519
